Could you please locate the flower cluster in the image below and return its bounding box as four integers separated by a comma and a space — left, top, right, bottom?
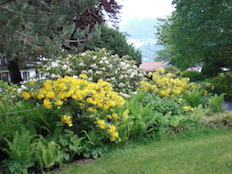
140, 68, 192, 98
38, 48, 144, 94
21, 76, 126, 142
61, 115, 73, 127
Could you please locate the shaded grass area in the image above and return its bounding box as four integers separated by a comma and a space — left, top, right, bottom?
58, 129, 232, 174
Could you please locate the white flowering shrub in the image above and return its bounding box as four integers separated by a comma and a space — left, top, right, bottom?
39, 48, 144, 93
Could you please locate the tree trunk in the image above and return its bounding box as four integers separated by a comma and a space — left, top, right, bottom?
8, 59, 23, 84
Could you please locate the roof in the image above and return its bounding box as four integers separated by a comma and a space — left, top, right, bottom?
139, 61, 165, 72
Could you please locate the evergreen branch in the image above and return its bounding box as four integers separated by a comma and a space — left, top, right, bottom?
0, 6, 20, 15
0, 0, 15, 6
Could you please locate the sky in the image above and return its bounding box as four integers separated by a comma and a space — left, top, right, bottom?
118, 0, 174, 26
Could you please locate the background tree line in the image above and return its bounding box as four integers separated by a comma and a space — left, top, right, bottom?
156, 0, 232, 77
0, 0, 141, 83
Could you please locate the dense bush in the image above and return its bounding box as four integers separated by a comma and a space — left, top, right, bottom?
139, 68, 196, 98
205, 71, 232, 101
0, 80, 21, 103
181, 71, 206, 82
38, 48, 144, 94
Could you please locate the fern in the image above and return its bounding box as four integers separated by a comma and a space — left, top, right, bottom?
3, 128, 34, 160
183, 89, 203, 107
34, 139, 61, 169
209, 93, 225, 113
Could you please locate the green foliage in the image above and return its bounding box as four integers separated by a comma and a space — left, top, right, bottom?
3, 159, 34, 174
205, 72, 232, 101
2, 128, 35, 173
208, 93, 226, 113
143, 92, 185, 116
0, 80, 21, 103
34, 139, 61, 169
156, 0, 232, 73
182, 89, 204, 108
181, 71, 206, 82
81, 130, 108, 159
3, 128, 34, 160
92, 26, 142, 65
58, 129, 83, 162
189, 105, 208, 122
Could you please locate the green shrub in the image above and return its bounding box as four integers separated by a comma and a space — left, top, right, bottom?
205, 72, 232, 101
143, 92, 186, 116
182, 89, 204, 108
181, 71, 206, 82
2, 127, 35, 173
208, 93, 226, 113
0, 80, 21, 103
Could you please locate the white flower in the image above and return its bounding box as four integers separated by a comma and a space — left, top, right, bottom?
79, 62, 85, 66
90, 63, 97, 68
51, 62, 58, 68
62, 65, 68, 70
88, 69, 93, 73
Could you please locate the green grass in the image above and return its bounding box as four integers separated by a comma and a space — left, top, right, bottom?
58, 129, 232, 174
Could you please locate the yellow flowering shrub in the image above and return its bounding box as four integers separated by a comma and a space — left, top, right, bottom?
22, 76, 127, 142
140, 68, 196, 98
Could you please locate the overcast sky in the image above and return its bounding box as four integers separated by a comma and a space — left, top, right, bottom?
118, 0, 174, 26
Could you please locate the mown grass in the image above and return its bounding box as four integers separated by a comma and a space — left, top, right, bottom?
57, 129, 232, 174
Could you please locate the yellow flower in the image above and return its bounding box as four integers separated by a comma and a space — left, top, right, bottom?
61, 115, 73, 127
28, 81, 35, 85
46, 91, 55, 98
55, 99, 63, 106
43, 99, 52, 109
107, 125, 116, 134
22, 91, 30, 100
79, 74, 88, 79
110, 136, 116, 142
182, 106, 194, 112
112, 113, 117, 119
97, 119, 106, 129
87, 107, 95, 112
147, 72, 153, 77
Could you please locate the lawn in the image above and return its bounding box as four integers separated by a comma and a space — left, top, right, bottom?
57, 129, 232, 174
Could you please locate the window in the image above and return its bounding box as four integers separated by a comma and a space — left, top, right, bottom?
22, 71, 30, 81
1, 72, 9, 81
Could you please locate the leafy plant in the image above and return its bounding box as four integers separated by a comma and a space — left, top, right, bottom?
3, 159, 34, 174
58, 129, 83, 162
82, 130, 108, 159
125, 91, 160, 139
2, 128, 35, 173
34, 139, 61, 169
181, 71, 206, 82
182, 89, 204, 107
208, 93, 226, 113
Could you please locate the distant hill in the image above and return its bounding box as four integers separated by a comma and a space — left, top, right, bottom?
119, 18, 163, 61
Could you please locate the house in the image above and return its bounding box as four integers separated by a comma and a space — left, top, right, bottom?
0, 58, 38, 82
139, 61, 165, 72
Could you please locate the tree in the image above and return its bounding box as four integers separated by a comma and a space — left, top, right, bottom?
88, 26, 142, 65
156, 0, 232, 76
0, 0, 122, 83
